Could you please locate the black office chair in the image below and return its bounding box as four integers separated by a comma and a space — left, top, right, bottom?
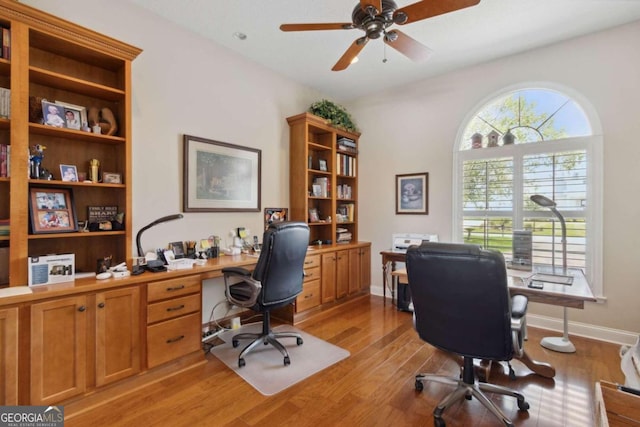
406, 242, 530, 427
222, 221, 310, 368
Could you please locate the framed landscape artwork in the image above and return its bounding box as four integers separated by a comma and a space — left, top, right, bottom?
183, 135, 261, 212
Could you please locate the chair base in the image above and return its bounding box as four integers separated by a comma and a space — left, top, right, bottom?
415, 359, 529, 427
232, 316, 303, 368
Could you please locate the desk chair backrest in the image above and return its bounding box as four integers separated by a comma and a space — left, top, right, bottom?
252, 221, 310, 307
406, 242, 513, 361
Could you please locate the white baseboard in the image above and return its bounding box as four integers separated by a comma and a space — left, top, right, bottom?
370, 284, 637, 347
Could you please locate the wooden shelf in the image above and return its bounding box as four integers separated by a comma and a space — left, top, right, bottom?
28, 231, 125, 240
30, 66, 125, 101
29, 123, 125, 144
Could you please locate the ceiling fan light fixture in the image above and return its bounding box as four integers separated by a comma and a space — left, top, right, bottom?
350, 56, 359, 64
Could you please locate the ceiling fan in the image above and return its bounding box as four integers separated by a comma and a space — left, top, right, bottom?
280, 0, 480, 71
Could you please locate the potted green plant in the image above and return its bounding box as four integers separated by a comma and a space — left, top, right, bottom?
309, 99, 358, 133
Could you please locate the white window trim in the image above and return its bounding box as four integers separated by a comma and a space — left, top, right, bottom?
452, 83, 604, 297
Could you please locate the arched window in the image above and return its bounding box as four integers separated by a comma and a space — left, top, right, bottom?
453, 86, 603, 295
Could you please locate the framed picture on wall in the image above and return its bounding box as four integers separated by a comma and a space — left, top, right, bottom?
183, 135, 261, 212
396, 172, 428, 215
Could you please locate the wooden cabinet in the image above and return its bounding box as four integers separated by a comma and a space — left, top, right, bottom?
287, 112, 360, 246
0, 307, 18, 405
0, 1, 141, 286
30, 286, 141, 405
321, 252, 336, 303
296, 254, 321, 312
95, 287, 140, 387
146, 276, 201, 369
336, 250, 349, 299
595, 380, 640, 426
30, 295, 87, 405
348, 246, 371, 295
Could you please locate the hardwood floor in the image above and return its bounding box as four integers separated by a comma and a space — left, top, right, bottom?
65, 295, 625, 426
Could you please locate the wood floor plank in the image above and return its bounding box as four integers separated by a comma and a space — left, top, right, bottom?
64, 295, 626, 426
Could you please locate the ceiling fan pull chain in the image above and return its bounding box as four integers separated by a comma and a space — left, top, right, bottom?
383, 41, 388, 63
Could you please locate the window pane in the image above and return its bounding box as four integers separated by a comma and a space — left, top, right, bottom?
463, 158, 513, 211
460, 89, 591, 150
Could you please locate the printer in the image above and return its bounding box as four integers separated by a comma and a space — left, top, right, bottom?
391, 233, 439, 253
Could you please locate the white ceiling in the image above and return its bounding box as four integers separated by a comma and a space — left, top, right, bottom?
128, 0, 640, 102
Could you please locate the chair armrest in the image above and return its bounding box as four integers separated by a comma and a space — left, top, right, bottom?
511, 294, 528, 319
221, 266, 252, 277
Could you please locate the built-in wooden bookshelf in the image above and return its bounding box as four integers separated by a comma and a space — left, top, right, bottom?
0, 0, 141, 286
287, 112, 360, 246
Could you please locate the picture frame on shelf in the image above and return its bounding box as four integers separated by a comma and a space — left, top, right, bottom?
55, 100, 88, 130
183, 134, 261, 212
59, 164, 78, 182
169, 241, 185, 259
318, 159, 328, 171
102, 172, 122, 184
29, 187, 78, 234
309, 208, 320, 223
41, 100, 66, 128
62, 107, 82, 130
264, 207, 288, 231
396, 172, 429, 215
312, 184, 322, 197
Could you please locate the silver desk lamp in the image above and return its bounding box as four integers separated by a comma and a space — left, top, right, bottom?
530, 195, 575, 353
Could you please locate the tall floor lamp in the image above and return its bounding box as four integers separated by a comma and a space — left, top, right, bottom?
530, 195, 576, 353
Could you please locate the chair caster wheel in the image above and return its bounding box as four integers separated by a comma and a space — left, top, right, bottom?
284, 356, 290, 366
415, 379, 424, 392
238, 358, 246, 368
232, 340, 239, 348
434, 416, 446, 427
297, 337, 303, 345
517, 399, 530, 411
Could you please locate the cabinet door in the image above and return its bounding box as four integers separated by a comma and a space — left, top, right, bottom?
336, 250, 349, 299
348, 248, 361, 294
321, 252, 336, 303
359, 246, 371, 291
31, 296, 87, 405
95, 287, 141, 387
0, 307, 18, 405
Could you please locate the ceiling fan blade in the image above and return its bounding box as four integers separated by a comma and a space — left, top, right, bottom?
280, 23, 354, 32
332, 37, 369, 71
360, 0, 382, 14
394, 0, 480, 25
384, 30, 432, 62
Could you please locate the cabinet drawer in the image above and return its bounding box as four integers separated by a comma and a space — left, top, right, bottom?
303, 266, 320, 283
147, 277, 201, 302
296, 279, 320, 312
303, 254, 320, 269
147, 294, 201, 324
147, 313, 200, 368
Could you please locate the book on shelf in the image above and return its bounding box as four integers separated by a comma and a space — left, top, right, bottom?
336, 227, 352, 243
1, 27, 10, 60
0, 87, 10, 119
313, 176, 330, 197
0, 144, 9, 178
338, 203, 355, 222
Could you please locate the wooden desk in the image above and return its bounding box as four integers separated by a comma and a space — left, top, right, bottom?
380, 250, 406, 305
381, 250, 596, 310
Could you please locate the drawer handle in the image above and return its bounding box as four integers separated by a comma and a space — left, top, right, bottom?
166, 335, 185, 344
78, 305, 86, 312
98, 302, 105, 309
167, 304, 185, 312
166, 285, 185, 291
305, 293, 313, 299
304, 261, 313, 265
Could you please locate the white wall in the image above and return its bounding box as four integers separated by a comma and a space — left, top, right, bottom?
23, 0, 323, 323
350, 21, 640, 337
24, 0, 640, 338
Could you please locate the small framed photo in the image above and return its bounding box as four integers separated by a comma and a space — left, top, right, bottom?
63, 108, 82, 130
56, 100, 88, 130
312, 184, 322, 197
29, 187, 78, 234
309, 208, 320, 223
41, 101, 66, 128
264, 207, 288, 230
396, 172, 429, 215
318, 159, 328, 171
102, 172, 122, 184
169, 241, 185, 259
59, 164, 78, 182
